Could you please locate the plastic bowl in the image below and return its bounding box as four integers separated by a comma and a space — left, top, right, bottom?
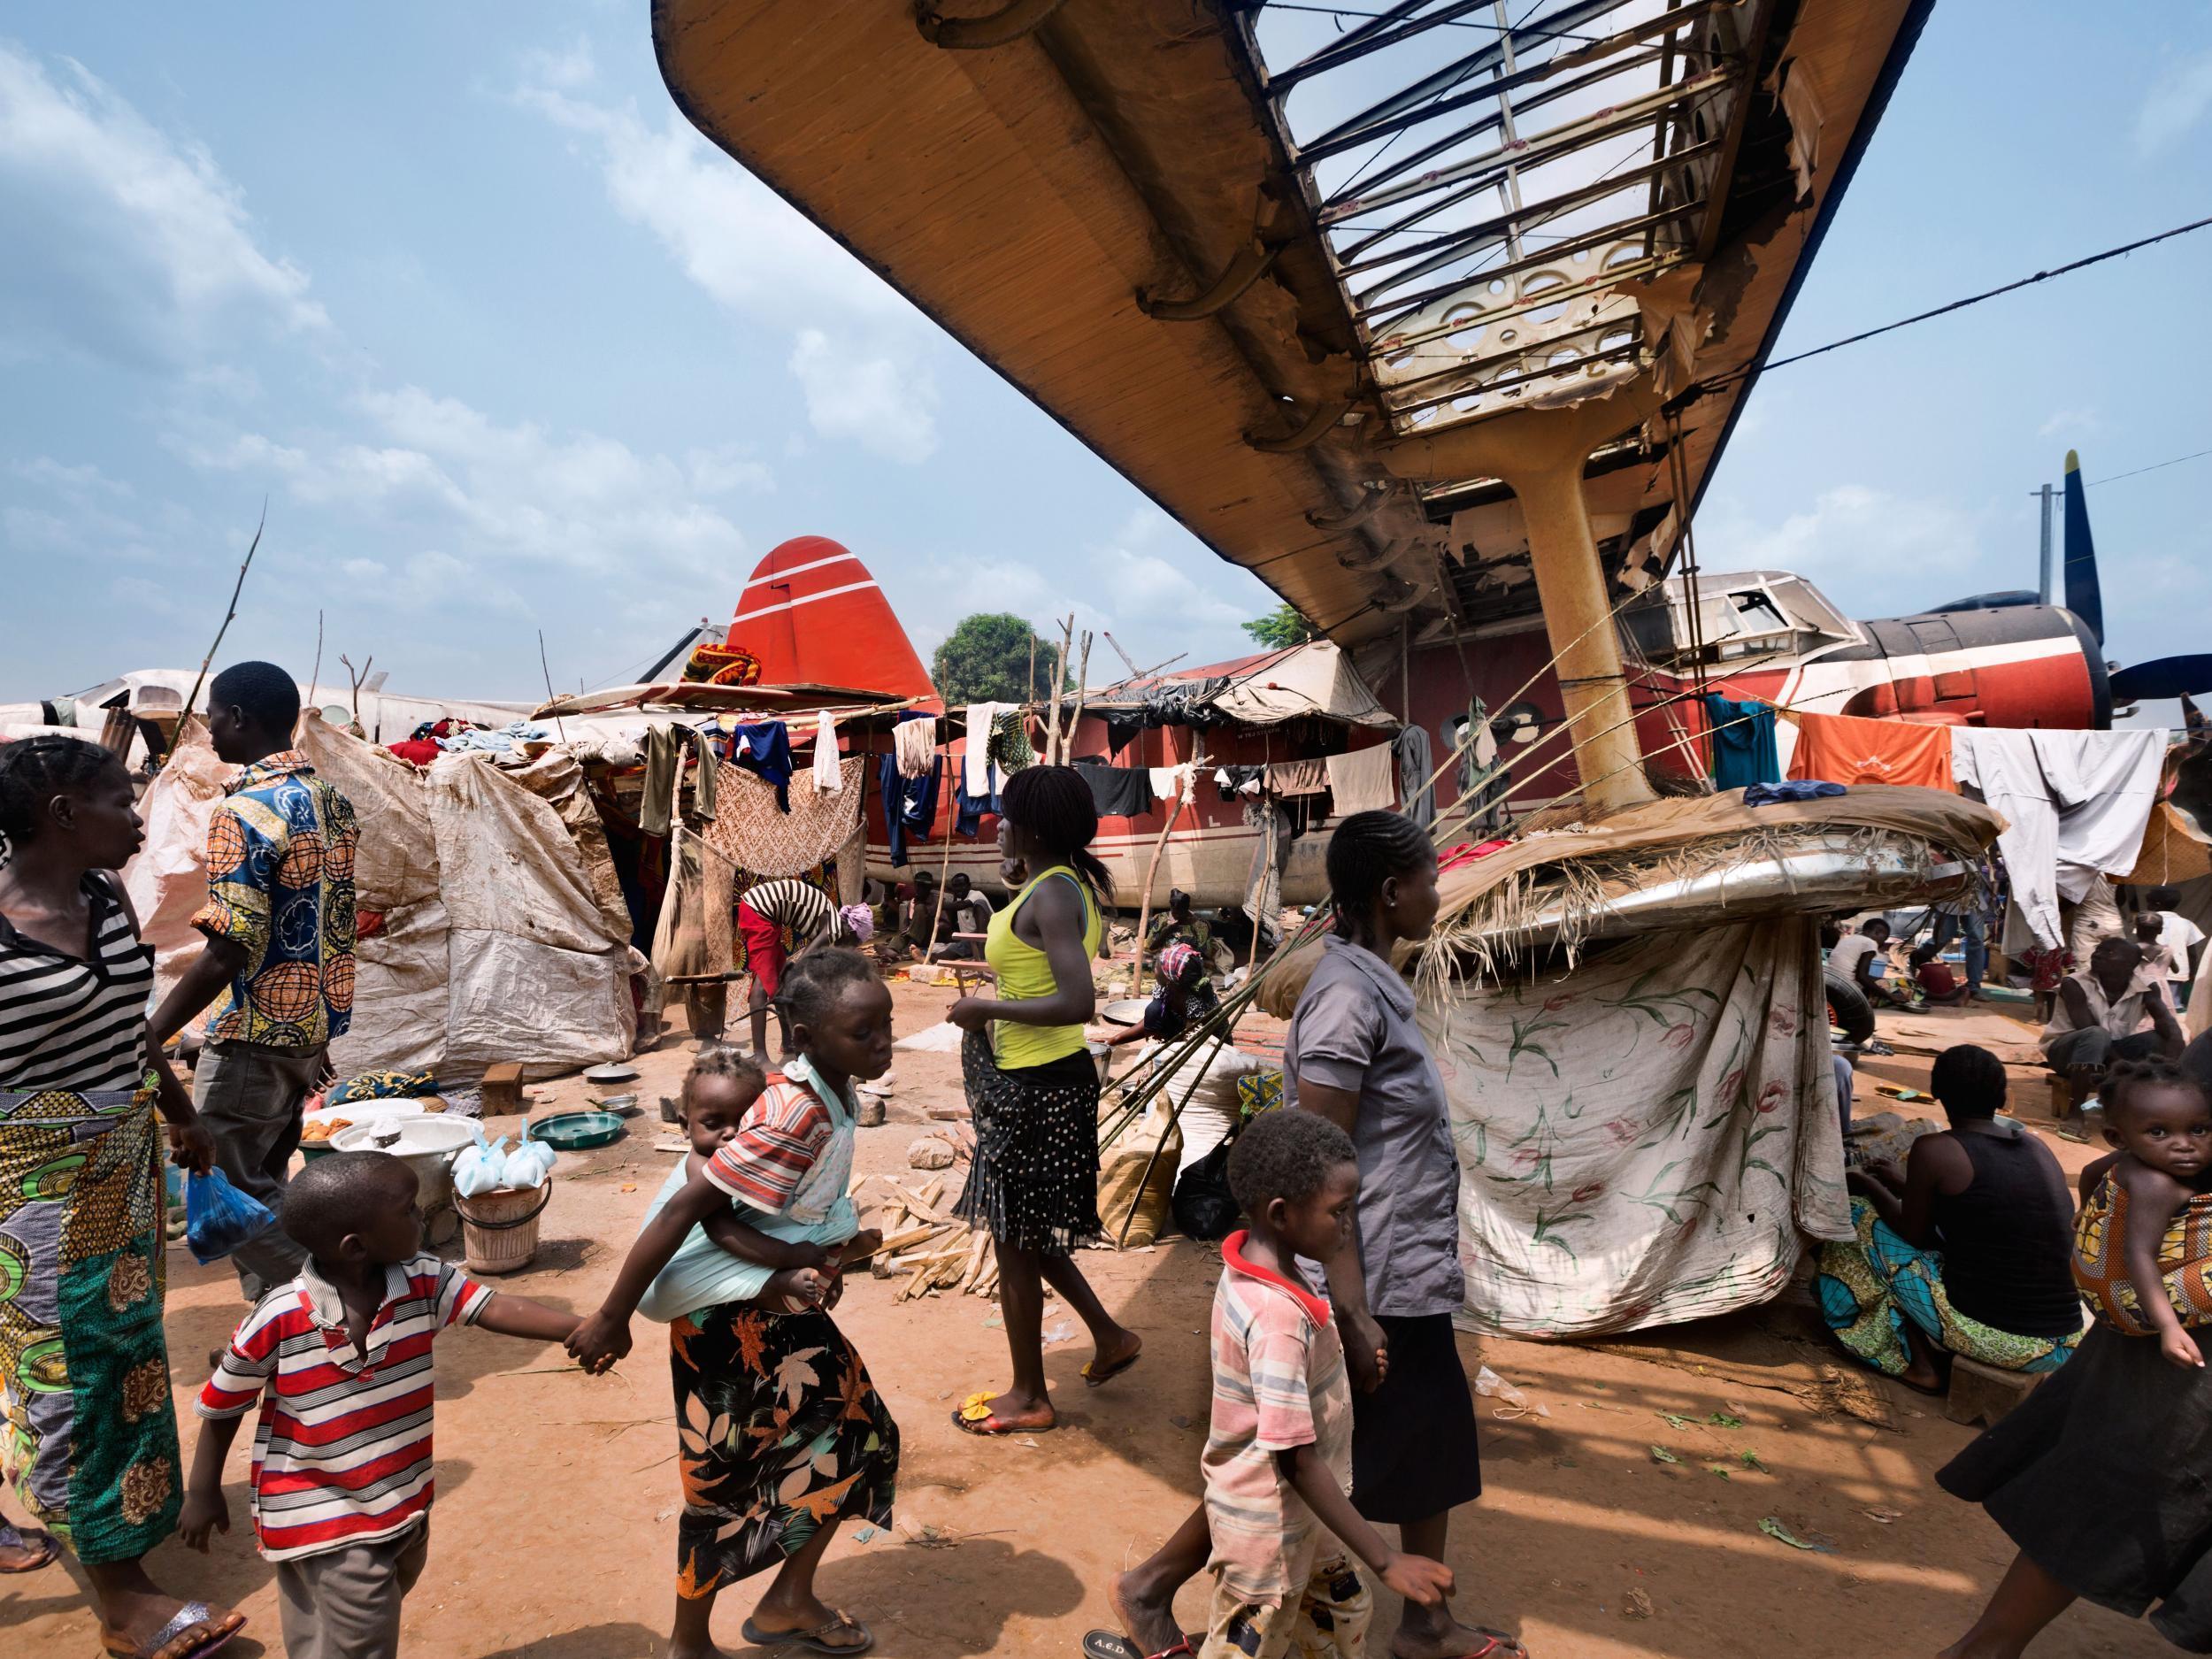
528, 1110, 627, 1151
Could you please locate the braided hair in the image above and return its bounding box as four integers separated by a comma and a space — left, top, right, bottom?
777, 946, 882, 1031
1325, 810, 1432, 934
0, 735, 123, 860
1000, 764, 1113, 903
2105, 1055, 2210, 1126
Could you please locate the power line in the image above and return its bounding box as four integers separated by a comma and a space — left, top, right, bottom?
1726, 213, 2212, 384
1258, 1, 1611, 49
2086, 446, 2212, 488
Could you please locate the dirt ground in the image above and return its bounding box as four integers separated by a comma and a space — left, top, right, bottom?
7, 984, 2172, 1658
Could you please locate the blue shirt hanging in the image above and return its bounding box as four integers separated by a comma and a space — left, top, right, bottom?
1701, 695, 1780, 790
879, 752, 941, 867
726, 721, 795, 811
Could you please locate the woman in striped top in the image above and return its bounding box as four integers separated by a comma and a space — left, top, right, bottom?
0, 737, 241, 1659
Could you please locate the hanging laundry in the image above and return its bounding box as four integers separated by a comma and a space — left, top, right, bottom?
955, 785, 999, 840
1105, 710, 1145, 757
1394, 725, 1436, 827
1263, 758, 1328, 797
963, 703, 1013, 795
1073, 758, 1153, 819
639, 724, 718, 837
727, 721, 795, 812
1148, 764, 1188, 802
1786, 710, 1953, 790
1325, 746, 1397, 816
1214, 764, 1264, 802
810, 710, 841, 794
1701, 694, 1781, 790
1953, 726, 2167, 951
988, 708, 1035, 776
879, 752, 941, 867
893, 713, 937, 779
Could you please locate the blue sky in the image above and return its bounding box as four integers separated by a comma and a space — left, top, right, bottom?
2, 4, 2208, 722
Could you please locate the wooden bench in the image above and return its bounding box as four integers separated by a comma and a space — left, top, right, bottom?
1944, 1355, 2048, 1428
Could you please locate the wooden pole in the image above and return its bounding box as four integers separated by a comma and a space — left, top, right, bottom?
918, 780, 961, 964
309, 610, 324, 711
183, 501, 266, 721
1126, 759, 1190, 995
537, 629, 568, 743
1063, 631, 1093, 764
1046, 616, 1071, 764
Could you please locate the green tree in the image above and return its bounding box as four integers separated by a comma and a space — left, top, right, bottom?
1241, 602, 1316, 649
932, 612, 1066, 703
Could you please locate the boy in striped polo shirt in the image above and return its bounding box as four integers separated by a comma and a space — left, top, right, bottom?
179, 1151, 578, 1659
1195, 1110, 1455, 1659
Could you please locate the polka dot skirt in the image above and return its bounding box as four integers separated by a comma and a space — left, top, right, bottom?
953, 1028, 1103, 1253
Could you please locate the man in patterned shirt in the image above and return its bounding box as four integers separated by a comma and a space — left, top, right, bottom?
153, 661, 359, 1300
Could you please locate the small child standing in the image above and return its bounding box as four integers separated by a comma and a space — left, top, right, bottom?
570, 948, 899, 1659
178, 1149, 579, 1659
2072, 1060, 2212, 1368
1197, 1109, 1454, 1659
637, 1048, 847, 1322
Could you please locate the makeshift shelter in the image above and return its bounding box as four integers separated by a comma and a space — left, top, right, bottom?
1260, 785, 2002, 1338
126, 714, 641, 1082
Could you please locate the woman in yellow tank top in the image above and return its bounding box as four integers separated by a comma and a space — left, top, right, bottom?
947, 765, 1143, 1435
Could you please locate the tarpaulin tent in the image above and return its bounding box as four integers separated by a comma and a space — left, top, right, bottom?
126, 714, 637, 1081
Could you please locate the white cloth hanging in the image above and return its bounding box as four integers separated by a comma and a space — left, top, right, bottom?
810, 710, 841, 794
893, 717, 937, 780
1952, 726, 2167, 951
964, 703, 1014, 795
1148, 764, 1188, 801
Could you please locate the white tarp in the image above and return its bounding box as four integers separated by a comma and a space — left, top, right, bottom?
1424, 917, 1850, 1339
1207, 641, 1397, 729
122, 718, 234, 1008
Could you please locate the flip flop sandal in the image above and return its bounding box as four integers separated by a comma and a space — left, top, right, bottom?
1393, 1634, 1526, 1659
1082, 1347, 1143, 1388
0, 1521, 56, 1573
1081, 1629, 1194, 1659
950, 1390, 1052, 1437
101, 1602, 246, 1659
741, 1610, 873, 1655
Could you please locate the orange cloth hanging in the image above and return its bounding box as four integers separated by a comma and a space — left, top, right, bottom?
1786, 710, 1954, 791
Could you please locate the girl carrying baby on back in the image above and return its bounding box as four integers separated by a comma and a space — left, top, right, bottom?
1936, 1060, 2212, 1655
570, 948, 898, 1658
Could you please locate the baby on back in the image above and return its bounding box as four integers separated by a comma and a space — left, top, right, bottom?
2073, 1059, 2212, 1366
638, 1048, 851, 1321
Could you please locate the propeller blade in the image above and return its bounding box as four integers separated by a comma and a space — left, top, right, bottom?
2110, 656, 2212, 703
2062, 449, 2104, 645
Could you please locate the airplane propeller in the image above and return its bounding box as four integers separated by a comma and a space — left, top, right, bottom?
2062, 449, 2212, 704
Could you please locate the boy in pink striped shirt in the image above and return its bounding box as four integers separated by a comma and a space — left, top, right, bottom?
1193, 1110, 1454, 1659
179, 1150, 578, 1659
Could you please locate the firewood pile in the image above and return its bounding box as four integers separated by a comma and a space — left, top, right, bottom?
852, 1158, 998, 1302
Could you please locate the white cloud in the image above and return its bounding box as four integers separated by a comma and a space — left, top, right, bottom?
176, 384, 751, 589
514, 65, 940, 460
10, 456, 133, 496
787, 331, 937, 463
341, 557, 388, 584
2138, 50, 2212, 156
2039, 406, 2100, 440
1695, 483, 1995, 615
0, 43, 327, 367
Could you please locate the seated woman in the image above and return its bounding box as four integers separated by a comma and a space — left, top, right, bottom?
1817, 1044, 2084, 1391
1102, 941, 1219, 1049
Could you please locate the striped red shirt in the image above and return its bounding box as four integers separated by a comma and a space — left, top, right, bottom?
196, 1254, 489, 1561
702, 1071, 835, 1212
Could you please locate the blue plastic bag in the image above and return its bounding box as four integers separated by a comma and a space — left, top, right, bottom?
185, 1168, 274, 1265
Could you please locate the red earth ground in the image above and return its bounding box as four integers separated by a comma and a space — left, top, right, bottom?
6, 984, 2170, 1658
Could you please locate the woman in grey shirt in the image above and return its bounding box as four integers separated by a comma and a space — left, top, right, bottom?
1098, 813, 1521, 1659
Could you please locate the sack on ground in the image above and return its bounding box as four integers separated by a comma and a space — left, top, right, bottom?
1097, 1101, 1181, 1248
1171, 1140, 1239, 1241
